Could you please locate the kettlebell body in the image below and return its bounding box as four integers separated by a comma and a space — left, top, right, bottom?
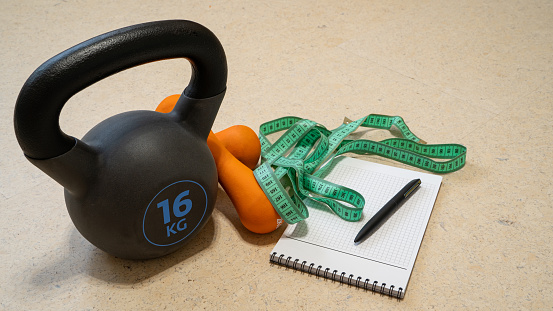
14, 21, 227, 259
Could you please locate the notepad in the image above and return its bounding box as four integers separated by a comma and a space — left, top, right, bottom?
269, 156, 442, 298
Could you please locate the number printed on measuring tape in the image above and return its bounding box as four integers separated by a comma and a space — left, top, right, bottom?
253, 114, 467, 224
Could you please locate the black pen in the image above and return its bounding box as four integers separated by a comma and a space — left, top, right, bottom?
354, 179, 421, 244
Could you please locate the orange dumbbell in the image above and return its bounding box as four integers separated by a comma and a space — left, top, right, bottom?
156, 95, 282, 233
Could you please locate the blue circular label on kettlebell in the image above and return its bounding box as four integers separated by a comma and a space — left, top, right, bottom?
143, 180, 208, 247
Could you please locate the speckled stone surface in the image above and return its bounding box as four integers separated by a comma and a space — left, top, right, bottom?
1, 0, 552, 310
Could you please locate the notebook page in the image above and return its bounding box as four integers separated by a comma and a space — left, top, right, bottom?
271, 156, 442, 294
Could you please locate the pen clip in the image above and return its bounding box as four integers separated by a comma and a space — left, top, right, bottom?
404, 180, 421, 198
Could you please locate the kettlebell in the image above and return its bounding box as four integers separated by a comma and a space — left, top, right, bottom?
13, 20, 227, 259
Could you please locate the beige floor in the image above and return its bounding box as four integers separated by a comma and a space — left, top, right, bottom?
1, 0, 552, 310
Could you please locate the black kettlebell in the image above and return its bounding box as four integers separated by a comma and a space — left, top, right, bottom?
13, 20, 227, 259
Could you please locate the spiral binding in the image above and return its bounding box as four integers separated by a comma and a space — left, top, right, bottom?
270, 252, 403, 298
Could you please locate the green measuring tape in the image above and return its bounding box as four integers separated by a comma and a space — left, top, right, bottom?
253, 114, 467, 224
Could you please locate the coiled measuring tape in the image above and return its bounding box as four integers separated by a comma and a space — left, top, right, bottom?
252, 114, 467, 224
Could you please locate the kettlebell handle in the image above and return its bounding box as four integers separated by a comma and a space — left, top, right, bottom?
14, 20, 227, 160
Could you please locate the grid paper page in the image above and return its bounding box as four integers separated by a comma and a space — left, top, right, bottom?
279, 156, 442, 279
